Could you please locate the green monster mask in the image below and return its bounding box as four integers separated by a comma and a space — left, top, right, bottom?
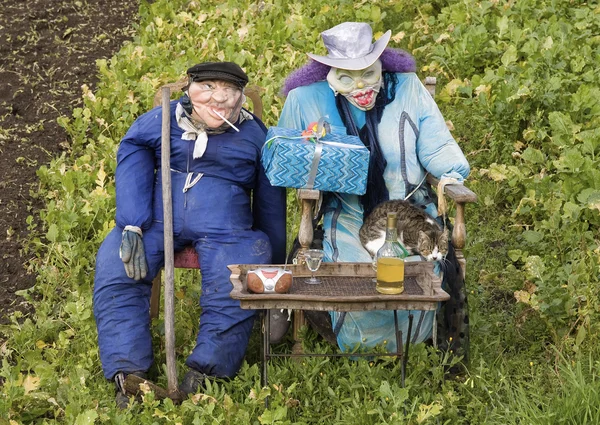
326, 60, 382, 111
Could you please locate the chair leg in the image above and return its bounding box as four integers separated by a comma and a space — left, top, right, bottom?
150, 272, 162, 319
455, 248, 467, 281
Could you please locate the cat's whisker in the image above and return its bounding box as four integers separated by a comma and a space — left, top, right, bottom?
438, 257, 452, 273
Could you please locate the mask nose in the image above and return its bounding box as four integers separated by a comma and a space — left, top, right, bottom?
357, 81, 365, 89
211, 89, 228, 102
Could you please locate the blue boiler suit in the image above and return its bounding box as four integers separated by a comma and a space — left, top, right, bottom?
94, 99, 286, 380
279, 73, 469, 353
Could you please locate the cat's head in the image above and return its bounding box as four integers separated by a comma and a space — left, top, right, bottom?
417, 229, 449, 261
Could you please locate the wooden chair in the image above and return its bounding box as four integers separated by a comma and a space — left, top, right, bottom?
291, 76, 477, 354
149, 81, 264, 319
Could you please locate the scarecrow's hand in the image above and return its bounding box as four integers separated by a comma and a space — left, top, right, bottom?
119, 226, 148, 281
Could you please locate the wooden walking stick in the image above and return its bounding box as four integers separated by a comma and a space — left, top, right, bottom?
160, 86, 179, 399
123, 87, 181, 403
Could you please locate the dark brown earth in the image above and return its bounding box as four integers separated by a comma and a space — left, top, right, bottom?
0, 0, 139, 323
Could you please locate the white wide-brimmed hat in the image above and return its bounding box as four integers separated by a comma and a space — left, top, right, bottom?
307, 22, 391, 70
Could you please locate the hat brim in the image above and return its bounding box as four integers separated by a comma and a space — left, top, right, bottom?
307, 30, 391, 70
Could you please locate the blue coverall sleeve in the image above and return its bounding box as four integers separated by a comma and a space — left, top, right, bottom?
115, 110, 161, 230
253, 150, 287, 264
414, 79, 470, 181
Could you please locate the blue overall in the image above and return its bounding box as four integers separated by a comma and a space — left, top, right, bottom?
278, 73, 469, 352
94, 99, 286, 380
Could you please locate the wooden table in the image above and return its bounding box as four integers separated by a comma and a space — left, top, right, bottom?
229, 262, 450, 393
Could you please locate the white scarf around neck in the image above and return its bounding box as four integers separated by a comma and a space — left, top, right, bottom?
175, 103, 209, 158
175, 102, 253, 159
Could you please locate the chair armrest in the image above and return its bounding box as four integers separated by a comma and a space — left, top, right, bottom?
426, 174, 477, 204
425, 174, 475, 256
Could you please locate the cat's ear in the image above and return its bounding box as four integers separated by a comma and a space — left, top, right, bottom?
439, 230, 449, 246
418, 230, 430, 244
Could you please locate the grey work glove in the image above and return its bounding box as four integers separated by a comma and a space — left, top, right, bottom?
119, 226, 148, 281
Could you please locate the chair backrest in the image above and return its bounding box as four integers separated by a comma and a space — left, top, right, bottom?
153, 79, 263, 120
424, 76, 437, 98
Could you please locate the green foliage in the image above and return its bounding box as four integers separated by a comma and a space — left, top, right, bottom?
427, 0, 600, 347
484, 354, 600, 424
2, 0, 600, 423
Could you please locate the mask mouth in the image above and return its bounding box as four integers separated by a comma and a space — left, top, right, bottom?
349, 88, 377, 108
211, 108, 240, 132
208, 106, 230, 117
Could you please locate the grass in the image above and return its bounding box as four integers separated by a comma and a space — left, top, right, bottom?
2, 0, 600, 423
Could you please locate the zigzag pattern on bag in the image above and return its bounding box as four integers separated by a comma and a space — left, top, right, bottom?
262, 127, 370, 195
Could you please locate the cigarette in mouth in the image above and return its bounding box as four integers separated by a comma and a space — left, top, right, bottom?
212, 109, 239, 132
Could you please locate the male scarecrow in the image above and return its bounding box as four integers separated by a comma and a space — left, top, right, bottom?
93, 62, 286, 407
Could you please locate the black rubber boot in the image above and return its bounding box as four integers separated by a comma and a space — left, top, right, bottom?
304, 310, 338, 346
179, 368, 208, 397
114, 371, 147, 409
269, 308, 291, 344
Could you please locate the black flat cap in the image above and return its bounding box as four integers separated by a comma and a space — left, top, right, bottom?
186, 61, 249, 88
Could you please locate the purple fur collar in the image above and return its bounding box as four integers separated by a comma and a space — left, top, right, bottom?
281, 48, 416, 96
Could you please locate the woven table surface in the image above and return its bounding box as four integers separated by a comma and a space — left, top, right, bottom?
288, 276, 423, 297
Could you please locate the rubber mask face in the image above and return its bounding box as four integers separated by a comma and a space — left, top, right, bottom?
327, 60, 382, 111
187, 80, 243, 129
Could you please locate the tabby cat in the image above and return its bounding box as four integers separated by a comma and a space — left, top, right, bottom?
359, 199, 448, 261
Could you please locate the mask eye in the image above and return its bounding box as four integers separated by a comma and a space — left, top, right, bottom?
199, 83, 214, 91
339, 75, 354, 85
224, 86, 240, 96
363, 71, 375, 78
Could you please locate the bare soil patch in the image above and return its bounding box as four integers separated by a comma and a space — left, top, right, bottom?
0, 0, 139, 323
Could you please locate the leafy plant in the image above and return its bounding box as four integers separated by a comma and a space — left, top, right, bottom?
2, 0, 600, 423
